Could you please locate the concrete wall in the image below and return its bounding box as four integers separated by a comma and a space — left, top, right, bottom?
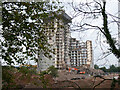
37, 13, 72, 71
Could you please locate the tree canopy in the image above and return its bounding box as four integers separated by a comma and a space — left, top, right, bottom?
1, 1, 63, 65
94, 64, 99, 69
94, 64, 120, 72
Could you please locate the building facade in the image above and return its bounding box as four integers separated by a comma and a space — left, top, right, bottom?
37, 12, 94, 72
37, 12, 72, 71
86, 40, 93, 68
69, 38, 93, 68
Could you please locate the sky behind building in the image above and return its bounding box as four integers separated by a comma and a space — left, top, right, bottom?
1, 0, 119, 68
61, 0, 119, 68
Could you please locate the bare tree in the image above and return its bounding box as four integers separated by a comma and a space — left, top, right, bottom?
69, 0, 120, 64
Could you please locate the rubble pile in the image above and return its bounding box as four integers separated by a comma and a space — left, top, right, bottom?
78, 66, 105, 76
77, 66, 105, 76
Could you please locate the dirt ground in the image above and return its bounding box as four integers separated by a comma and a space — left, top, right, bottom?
52, 70, 120, 89
3, 69, 120, 89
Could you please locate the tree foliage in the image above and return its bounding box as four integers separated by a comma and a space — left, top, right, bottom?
47, 65, 58, 77
95, 64, 120, 72
2, 66, 14, 84
2, 1, 63, 65
94, 64, 99, 69
101, 1, 120, 59
40, 65, 58, 77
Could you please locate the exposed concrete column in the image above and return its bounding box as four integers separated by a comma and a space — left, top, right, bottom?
86, 40, 93, 69
37, 50, 43, 73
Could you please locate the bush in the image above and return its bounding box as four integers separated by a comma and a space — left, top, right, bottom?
40, 71, 48, 76
19, 66, 30, 75
2, 66, 14, 83
19, 66, 37, 75
47, 66, 58, 77
2, 66, 16, 89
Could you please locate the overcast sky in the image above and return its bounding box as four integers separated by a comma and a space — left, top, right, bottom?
62, 0, 119, 68
1, 0, 119, 68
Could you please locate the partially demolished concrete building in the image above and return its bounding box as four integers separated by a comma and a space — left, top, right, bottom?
69, 38, 93, 68
37, 12, 72, 71
37, 12, 94, 72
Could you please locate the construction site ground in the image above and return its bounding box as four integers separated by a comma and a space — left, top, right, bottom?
52, 70, 120, 89
2, 68, 120, 89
